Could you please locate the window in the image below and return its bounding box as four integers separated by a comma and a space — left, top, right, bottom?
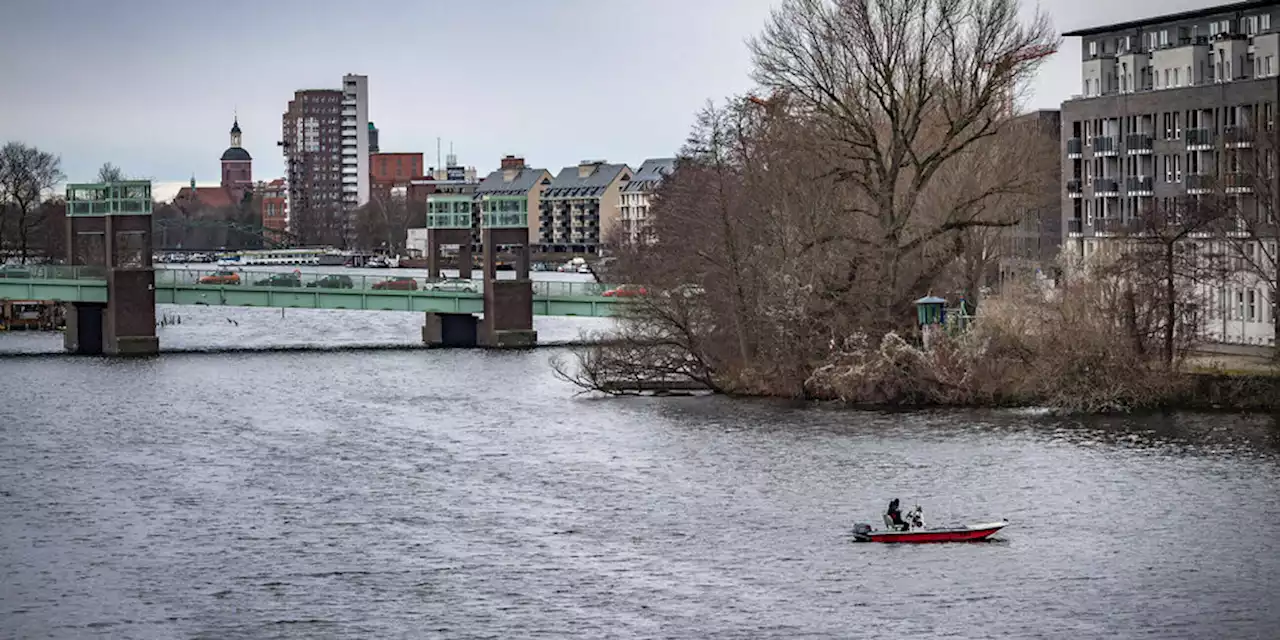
1164, 68, 1170, 87
1264, 14, 1272, 32
1089, 41, 1097, 56
1237, 290, 1245, 321
1160, 30, 1169, 46
1173, 68, 1180, 86
1247, 16, 1258, 35
1248, 290, 1257, 321
1148, 32, 1158, 50
1268, 56, 1275, 76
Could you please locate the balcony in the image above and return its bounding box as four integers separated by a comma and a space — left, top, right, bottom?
1092, 217, 1130, 235
1125, 133, 1153, 154
1224, 125, 1254, 148
1067, 138, 1083, 157
1093, 177, 1119, 196
1125, 176, 1154, 195
1067, 218, 1084, 235
1185, 128, 1215, 150
1091, 136, 1119, 156
1186, 173, 1215, 194
1224, 171, 1254, 193
1066, 179, 1083, 197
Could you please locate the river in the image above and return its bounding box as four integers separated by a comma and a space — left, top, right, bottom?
0, 294, 1278, 638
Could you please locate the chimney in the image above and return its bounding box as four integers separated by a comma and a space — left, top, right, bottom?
500, 155, 525, 170
578, 159, 604, 178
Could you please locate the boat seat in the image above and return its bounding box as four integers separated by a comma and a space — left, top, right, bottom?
883, 514, 895, 530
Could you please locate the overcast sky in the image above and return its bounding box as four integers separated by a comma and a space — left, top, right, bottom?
0, 0, 1214, 200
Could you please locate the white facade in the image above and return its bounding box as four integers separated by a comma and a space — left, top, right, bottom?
341, 74, 370, 209
1070, 238, 1277, 347
406, 228, 430, 257
1150, 44, 1207, 90
619, 190, 655, 245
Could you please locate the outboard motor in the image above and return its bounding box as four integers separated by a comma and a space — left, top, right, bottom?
851, 522, 873, 542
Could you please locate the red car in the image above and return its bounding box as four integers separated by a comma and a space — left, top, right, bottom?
372, 277, 418, 291
603, 285, 647, 297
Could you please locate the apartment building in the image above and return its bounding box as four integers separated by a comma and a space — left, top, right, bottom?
341, 74, 371, 209
282, 88, 344, 243
1061, 0, 1279, 346
258, 178, 288, 236
474, 156, 552, 249
999, 110, 1063, 285
619, 157, 676, 246
539, 160, 633, 254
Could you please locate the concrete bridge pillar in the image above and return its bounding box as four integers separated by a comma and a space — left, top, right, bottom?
422, 312, 478, 348
64, 181, 157, 356
479, 227, 536, 349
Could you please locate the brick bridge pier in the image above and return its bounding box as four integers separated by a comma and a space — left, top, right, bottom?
423, 194, 537, 348
63, 181, 158, 356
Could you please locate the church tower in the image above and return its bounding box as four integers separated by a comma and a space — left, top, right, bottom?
220, 116, 253, 203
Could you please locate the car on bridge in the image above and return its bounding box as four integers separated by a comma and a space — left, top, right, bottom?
603, 285, 647, 297
198, 270, 240, 285
372, 276, 418, 291
424, 278, 477, 294
307, 274, 355, 289
253, 272, 303, 288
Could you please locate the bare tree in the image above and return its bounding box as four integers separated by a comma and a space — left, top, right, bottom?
0, 142, 64, 263
749, 0, 1059, 329
96, 162, 124, 183
1108, 196, 1232, 368
1225, 125, 1280, 353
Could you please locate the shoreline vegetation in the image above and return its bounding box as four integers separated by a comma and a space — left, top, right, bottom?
553, 0, 1280, 415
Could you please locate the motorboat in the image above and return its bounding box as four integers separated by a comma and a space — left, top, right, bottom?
851, 520, 1008, 543
852, 503, 1007, 543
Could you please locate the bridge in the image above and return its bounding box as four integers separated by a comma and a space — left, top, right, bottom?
0, 266, 623, 318
35, 179, 626, 355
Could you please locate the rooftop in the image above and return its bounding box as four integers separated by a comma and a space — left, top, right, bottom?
543, 163, 630, 199
475, 167, 551, 197
1063, 0, 1275, 36
623, 157, 676, 193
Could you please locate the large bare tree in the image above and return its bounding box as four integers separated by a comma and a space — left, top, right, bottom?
749, 0, 1059, 328
0, 142, 64, 263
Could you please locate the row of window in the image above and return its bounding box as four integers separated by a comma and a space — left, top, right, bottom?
1088, 15, 1273, 57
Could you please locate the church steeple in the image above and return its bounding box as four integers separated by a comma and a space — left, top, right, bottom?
230, 116, 242, 149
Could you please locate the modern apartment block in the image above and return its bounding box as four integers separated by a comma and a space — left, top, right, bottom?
539, 160, 633, 254
341, 74, 370, 209
619, 157, 676, 246
282, 88, 344, 242
1061, 0, 1279, 346
474, 156, 552, 249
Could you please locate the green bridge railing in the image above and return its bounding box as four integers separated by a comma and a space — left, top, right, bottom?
0, 265, 624, 298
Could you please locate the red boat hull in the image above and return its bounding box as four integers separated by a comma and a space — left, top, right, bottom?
866, 524, 1006, 543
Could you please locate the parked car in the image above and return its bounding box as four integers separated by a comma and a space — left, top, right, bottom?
372, 277, 418, 291
307, 274, 355, 289
198, 270, 240, 285
424, 278, 477, 293
603, 284, 647, 297
253, 272, 302, 287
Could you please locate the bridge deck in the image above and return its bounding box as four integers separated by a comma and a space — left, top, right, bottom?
0, 266, 627, 317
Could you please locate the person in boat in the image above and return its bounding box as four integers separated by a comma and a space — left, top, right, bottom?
886, 498, 909, 531
906, 504, 925, 529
